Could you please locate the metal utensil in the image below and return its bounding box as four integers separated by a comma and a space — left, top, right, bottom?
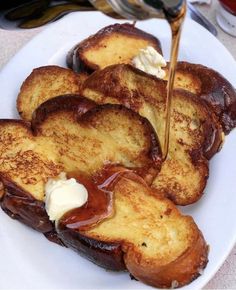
89, 0, 186, 20
187, 2, 218, 36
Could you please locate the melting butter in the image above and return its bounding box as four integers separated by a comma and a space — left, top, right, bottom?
45, 172, 88, 222
132, 46, 166, 79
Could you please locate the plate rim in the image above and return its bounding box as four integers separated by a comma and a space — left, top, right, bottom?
0, 11, 235, 290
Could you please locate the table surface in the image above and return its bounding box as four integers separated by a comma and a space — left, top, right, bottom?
0, 1, 235, 289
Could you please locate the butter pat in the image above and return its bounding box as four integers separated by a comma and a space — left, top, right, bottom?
132, 46, 166, 79
45, 172, 88, 222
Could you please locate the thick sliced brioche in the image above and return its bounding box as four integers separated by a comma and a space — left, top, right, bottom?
34, 99, 161, 183
82, 64, 223, 205
58, 172, 208, 288
17, 65, 88, 121
67, 23, 162, 73
0, 95, 161, 232
164, 61, 236, 134
0, 120, 61, 201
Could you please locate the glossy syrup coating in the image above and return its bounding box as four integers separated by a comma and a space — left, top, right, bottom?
57, 169, 209, 288
57, 168, 129, 271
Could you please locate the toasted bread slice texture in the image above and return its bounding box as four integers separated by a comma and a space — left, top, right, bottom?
82, 64, 223, 205
164, 61, 236, 134
0, 96, 161, 232
67, 23, 162, 73
17, 65, 88, 121
58, 172, 208, 288
34, 101, 161, 183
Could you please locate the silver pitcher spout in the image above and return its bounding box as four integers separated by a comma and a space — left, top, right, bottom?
89, 0, 186, 20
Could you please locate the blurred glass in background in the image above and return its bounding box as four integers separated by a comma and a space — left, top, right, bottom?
216, 0, 236, 37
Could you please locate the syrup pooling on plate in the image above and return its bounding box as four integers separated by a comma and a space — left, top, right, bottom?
58, 168, 130, 231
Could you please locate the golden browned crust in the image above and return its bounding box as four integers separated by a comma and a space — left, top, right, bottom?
0, 95, 161, 200
67, 23, 162, 73
0, 95, 162, 248
57, 173, 208, 288
0, 89, 208, 287
83, 63, 167, 112
0, 175, 53, 233
17, 65, 88, 121
58, 229, 126, 271
0, 118, 61, 238
165, 61, 236, 134
125, 228, 208, 288
0, 177, 64, 245
77, 104, 162, 182
31, 94, 96, 129
175, 89, 222, 161
82, 64, 223, 205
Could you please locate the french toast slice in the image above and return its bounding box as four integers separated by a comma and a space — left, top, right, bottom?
164, 61, 236, 134
17, 65, 88, 121
0, 95, 162, 234
58, 172, 208, 288
82, 64, 223, 205
66, 23, 162, 73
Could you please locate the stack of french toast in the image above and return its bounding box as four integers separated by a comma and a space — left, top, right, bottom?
1, 23, 236, 288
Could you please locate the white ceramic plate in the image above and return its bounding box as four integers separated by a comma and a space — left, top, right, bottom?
0, 12, 235, 290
